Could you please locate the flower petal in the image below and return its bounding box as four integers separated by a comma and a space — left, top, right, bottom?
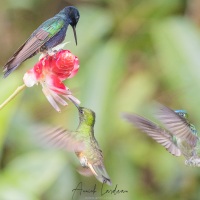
51, 50, 79, 80
33, 60, 44, 79
24, 48, 80, 112
49, 86, 71, 95
48, 89, 68, 106
45, 74, 69, 94
63, 94, 81, 105
68, 66, 79, 79
51, 42, 69, 52
39, 53, 47, 60
42, 86, 61, 112
23, 69, 37, 87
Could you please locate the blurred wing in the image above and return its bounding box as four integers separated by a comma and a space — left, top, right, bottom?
122, 113, 181, 156
155, 103, 198, 147
3, 18, 65, 77
77, 167, 93, 177
38, 126, 85, 152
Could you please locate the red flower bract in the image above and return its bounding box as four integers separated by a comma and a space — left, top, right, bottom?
23, 49, 80, 112
46, 50, 79, 80
33, 60, 43, 79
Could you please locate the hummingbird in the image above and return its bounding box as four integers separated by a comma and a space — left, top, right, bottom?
3, 6, 80, 77
42, 99, 112, 185
122, 103, 200, 167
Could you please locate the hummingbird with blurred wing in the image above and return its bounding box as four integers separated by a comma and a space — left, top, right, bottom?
122, 103, 200, 167
3, 6, 80, 77
42, 98, 112, 185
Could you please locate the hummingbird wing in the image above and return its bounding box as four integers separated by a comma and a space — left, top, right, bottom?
122, 113, 182, 156
155, 103, 198, 147
77, 167, 94, 177
3, 17, 65, 77
39, 126, 85, 152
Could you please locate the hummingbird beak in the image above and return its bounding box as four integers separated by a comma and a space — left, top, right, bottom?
69, 97, 80, 109
72, 25, 78, 45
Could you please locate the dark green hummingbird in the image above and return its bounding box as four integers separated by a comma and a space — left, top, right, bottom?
122, 103, 200, 167
42, 99, 112, 185
3, 6, 80, 77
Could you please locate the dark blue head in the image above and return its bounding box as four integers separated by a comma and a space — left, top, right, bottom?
175, 110, 188, 119
64, 6, 80, 45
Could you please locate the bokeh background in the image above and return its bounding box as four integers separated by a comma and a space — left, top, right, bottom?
0, 0, 200, 199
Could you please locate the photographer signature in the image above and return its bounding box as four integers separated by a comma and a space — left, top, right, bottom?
72, 182, 128, 199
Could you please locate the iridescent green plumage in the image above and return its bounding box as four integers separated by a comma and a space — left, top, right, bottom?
123, 103, 200, 167
43, 19, 64, 36
42, 101, 111, 185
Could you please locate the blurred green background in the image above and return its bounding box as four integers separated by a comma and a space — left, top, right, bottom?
0, 0, 200, 199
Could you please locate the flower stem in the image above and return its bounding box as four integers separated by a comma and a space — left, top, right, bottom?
0, 84, 26, 110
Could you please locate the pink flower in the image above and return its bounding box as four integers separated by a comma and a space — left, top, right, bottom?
23, 50, 80, 112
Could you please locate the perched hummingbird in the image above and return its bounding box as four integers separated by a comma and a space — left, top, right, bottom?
3, 6, 80, 77
42, 99, 112, 185
122, 103, 200, 167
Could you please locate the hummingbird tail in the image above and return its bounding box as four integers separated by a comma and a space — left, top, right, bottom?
3, 64, 20, 78
89, 164, 112, 186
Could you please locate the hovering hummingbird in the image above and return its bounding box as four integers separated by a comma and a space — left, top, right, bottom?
122, 103, 200, 167
3, 6, 80, 77
42, 99, 112, 185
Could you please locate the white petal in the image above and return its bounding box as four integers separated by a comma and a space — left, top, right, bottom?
48, 85, 71, 95
52, 42, 70, 52
49, 90, 68, 106
39, 53, 47, 60
64, 95, 81, 105
42, 86, 61, 112
23, 71, 37, 87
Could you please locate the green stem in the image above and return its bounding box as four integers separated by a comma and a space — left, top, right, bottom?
0, 84, 26, 110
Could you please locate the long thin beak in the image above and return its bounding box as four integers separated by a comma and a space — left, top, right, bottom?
69, 97, 80, 109
72, 25, 78, 45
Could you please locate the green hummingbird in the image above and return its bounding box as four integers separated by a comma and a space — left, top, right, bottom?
3, 6, 80, 77
122, 103, 200, 167
42, 99, 112, 185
